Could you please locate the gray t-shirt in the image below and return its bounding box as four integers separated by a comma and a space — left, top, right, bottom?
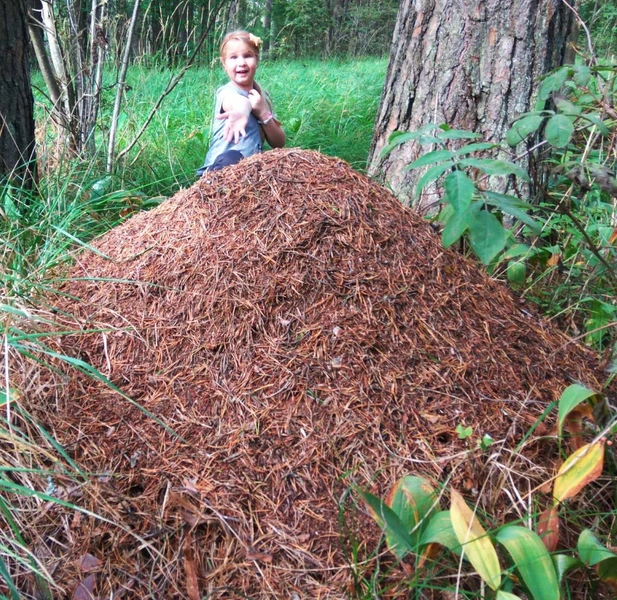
202, 82, 263, 168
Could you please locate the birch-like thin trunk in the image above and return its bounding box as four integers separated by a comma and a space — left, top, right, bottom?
106, 0, 141, 173
368, 0, 577, 207
41, 0, 72, 118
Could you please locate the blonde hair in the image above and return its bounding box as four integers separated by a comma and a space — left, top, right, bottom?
220, 30, 261, 59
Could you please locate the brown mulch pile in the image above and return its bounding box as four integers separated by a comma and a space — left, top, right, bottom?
20, 149, 606, 598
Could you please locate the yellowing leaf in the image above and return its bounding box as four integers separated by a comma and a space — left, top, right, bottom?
450, 489, 501, 591
496, 592, 523, 600
553, 440, 605, 505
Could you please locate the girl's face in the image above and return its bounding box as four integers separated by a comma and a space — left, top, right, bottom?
221, 40, 259, 91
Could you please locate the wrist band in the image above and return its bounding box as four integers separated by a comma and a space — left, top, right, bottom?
258, 112, 274, 125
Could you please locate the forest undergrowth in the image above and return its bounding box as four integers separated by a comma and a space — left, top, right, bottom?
2, 55, 617, 598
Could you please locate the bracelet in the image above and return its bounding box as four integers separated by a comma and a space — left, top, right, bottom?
258, 112, 274, 125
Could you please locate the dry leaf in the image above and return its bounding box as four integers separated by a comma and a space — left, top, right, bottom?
537, 506, 560, 552
246, 548, 274, 563
72, 574, 96, 600
79, 553, 102, 572
183, 538, 200, 600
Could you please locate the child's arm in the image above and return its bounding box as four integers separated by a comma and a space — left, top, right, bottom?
216, 92, 252, 144
248, 89, 286, 148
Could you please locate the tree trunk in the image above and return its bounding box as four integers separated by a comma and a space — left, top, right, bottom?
368, 0, 577, 205
0, 0, 36, 189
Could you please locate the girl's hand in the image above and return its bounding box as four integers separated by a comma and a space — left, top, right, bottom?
248, 89, 270, 122
216, 110, 250, 144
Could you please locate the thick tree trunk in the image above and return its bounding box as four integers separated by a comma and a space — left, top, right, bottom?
368, 0, 577, 205
0, 0, 36, 189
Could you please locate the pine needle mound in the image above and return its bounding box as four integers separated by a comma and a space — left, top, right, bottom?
34, 149, 602, 597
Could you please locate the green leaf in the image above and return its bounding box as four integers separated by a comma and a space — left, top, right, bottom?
545, 114, 574, 148
553, 97, 582, 116
357, 488, 416, 560
537, 68, 569, 104
507, 260, 526, 288
503, 243, 532, 260
445, 171, 474, 212
483, 191, 541, 234
552, 554, 583, 584
450, 489, 502, 591
496, 592, 523, 600
414, 162, 454, 195
437, 129, 482, 140
442, 209, 470, 248
420, 511, 461, 554
386, 476, 437, 548
456, 424, 473, 439
380, 131, 422, 157
553, 441, 605, 505
407, 149, 455, 169
468, 210, 509, 265
459, 158, 530, 181
572, 65, 591, 87
578, 529, 617, 567
496, 525, 560, 600
506, 114, 545, 146
558, 384, 601, 436
0, 555, 20, 600
579, 113, 611, 136
453, 142, 497, 156
597, 557, 617, 586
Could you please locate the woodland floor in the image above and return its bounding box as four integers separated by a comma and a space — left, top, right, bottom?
10, 149, 611, 599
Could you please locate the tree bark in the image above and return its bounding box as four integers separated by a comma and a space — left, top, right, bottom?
368, 0, 577, 205
0, 0, 36, 189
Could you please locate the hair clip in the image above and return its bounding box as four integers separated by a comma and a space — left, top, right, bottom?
249, 33, 262, 49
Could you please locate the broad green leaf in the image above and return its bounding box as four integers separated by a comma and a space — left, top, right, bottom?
442, 209, 470, 248
450, 489, 502, 591
407, 149, 455, 169
507, 260, 526, 288
553, 97, 582, 116
572, 65, 591, 87
453, 142, 497, 156
580, 113, 610, 136
597, 557, 617, 586
468, 210, 509, 265
483, 191, 542, 234
380, 131, 422, 157
414, 162, 454, 195
386, 476, 437, 547
459, 158, 530, 181
496, 526, 560, 600
506, 114, 545, 146
437, 129, 482, 140
537, 67, 569, 103
552, 554, 583, 584
545, 114, 574, 148
445, 171, 474, 212
420, 511, 460, 554
496, 592, 523, 600
553, 440, 605, 505
558, 384, 601, 436
357, 488, 416, 559
578, 529, 617, 567
503, 243, 532, 260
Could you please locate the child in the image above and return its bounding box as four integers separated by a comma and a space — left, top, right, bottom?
196, 31, 285, 176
